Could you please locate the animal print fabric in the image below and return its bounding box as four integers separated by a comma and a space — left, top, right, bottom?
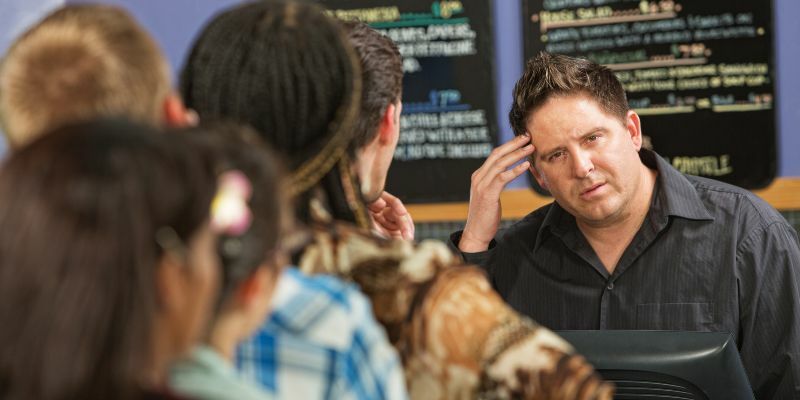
297, 222, 613, 400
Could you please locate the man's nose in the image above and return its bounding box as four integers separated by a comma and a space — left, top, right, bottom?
573, 151, 594, 178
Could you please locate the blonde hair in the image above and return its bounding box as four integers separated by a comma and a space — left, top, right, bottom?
0, 4, 171, 148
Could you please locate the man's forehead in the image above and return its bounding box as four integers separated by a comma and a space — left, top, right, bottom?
526, 99, 623, 136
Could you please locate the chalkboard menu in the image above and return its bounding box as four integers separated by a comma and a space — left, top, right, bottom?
522, 0, 776, 189
318, 0, 498, 203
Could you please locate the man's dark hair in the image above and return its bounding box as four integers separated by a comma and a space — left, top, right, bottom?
181, 0, 371, 229
340, 19, 403, 149
509, 52, 629, 137
0, 118, 217, 400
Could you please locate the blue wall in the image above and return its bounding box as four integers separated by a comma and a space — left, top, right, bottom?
67, 0, 243, 79
2, 0, 798, 182
0, 0, 64, 155
773, 0, 800, 178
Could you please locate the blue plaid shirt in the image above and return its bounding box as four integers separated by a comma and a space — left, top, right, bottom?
237, 268, 407, 400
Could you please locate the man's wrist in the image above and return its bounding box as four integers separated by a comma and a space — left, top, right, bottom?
458, 232, 491, 253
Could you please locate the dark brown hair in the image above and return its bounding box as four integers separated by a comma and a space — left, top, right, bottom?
509, 52, 628, 137
0, 119, 217, 400
186, 122, 289, 308
340, 19, 403, 150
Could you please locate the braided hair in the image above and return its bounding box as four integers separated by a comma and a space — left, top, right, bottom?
181, 0, 369, 229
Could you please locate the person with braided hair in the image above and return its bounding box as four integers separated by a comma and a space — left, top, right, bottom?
182, 6, 406, 399
169, 122, 404, 400
181, 2, 613, 399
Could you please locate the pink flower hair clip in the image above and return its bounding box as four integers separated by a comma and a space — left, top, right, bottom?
210, 170, 253, 236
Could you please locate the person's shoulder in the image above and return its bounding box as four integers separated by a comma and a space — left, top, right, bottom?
140, 388, 196, 400
517, 202, 554, 226
270, 268, 374, 348
498, 202, 554, 241
687, 173, 758, 199
169, 347, 271, 400
282, 265, 359, 299
686, 174, 786, 226
279, 267, 371, 315
310, 220, 463, 271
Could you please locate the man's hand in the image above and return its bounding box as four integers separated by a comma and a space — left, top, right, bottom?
459, 134, 534, 253
368, 191, 415, 241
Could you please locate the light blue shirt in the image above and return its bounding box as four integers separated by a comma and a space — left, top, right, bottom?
170, 345, 271, 400
237, 268, 407, 400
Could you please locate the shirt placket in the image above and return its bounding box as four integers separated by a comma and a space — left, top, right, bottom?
599, 278, 615, 329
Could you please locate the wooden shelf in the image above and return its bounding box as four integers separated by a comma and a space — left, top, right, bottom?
407, 177, 800, 223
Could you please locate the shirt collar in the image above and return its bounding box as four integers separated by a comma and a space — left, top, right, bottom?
533, 149, 713, 252
534, 202, 572, 253
642, 149, 714, 221
187, 345, 238, 378
267, 268, 320, 333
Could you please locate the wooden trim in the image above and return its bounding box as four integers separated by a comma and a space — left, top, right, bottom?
752, 178, 800, 210
407, 177, 800, 223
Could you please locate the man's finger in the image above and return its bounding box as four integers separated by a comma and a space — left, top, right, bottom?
374, 212, 399, 230
487, 133, 531, 164
400, 215, 415, 240
367, 197, 387, 213
497, 160, 531, 184
474, 134, 531, 183
380, 191, 409, 217
486, 144, 535, 180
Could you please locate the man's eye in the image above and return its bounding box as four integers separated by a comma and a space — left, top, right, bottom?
586, 134, 599, 143
548, 151, 565, 161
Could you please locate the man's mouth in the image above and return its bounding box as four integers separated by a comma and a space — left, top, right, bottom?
581, 183, 605, 197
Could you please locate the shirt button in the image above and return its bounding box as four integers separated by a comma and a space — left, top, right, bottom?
607, 282, 614, 290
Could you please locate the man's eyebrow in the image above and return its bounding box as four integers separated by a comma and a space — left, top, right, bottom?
581, 127, 607, 138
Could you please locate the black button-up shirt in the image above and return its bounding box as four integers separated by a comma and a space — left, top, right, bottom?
452, 150, 800, 399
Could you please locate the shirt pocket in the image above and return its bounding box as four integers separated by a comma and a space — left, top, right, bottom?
636, 302, 715, 331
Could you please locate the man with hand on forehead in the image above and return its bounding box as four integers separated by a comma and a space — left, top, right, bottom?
451, 52, 800, 400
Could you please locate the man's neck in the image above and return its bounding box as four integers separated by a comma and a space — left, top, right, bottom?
578, 166, 657, 274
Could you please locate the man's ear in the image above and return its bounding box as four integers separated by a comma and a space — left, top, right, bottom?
529, 160, 548, 190
625, 110, 643, 151
377, 102, 400, 145
162, 93, 198, 128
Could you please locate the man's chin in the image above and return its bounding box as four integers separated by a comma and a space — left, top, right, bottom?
575, 204, 628, 228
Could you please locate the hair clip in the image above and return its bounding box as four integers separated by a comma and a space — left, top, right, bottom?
211, 170, 253, 236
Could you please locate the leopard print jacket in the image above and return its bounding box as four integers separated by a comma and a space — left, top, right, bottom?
295, 221, 613, 400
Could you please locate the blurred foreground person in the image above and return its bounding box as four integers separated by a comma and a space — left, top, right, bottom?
181, 1, 613, 398
0, 119, 220, 399
168, 124, 290, 400
0, 4, 194, 150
